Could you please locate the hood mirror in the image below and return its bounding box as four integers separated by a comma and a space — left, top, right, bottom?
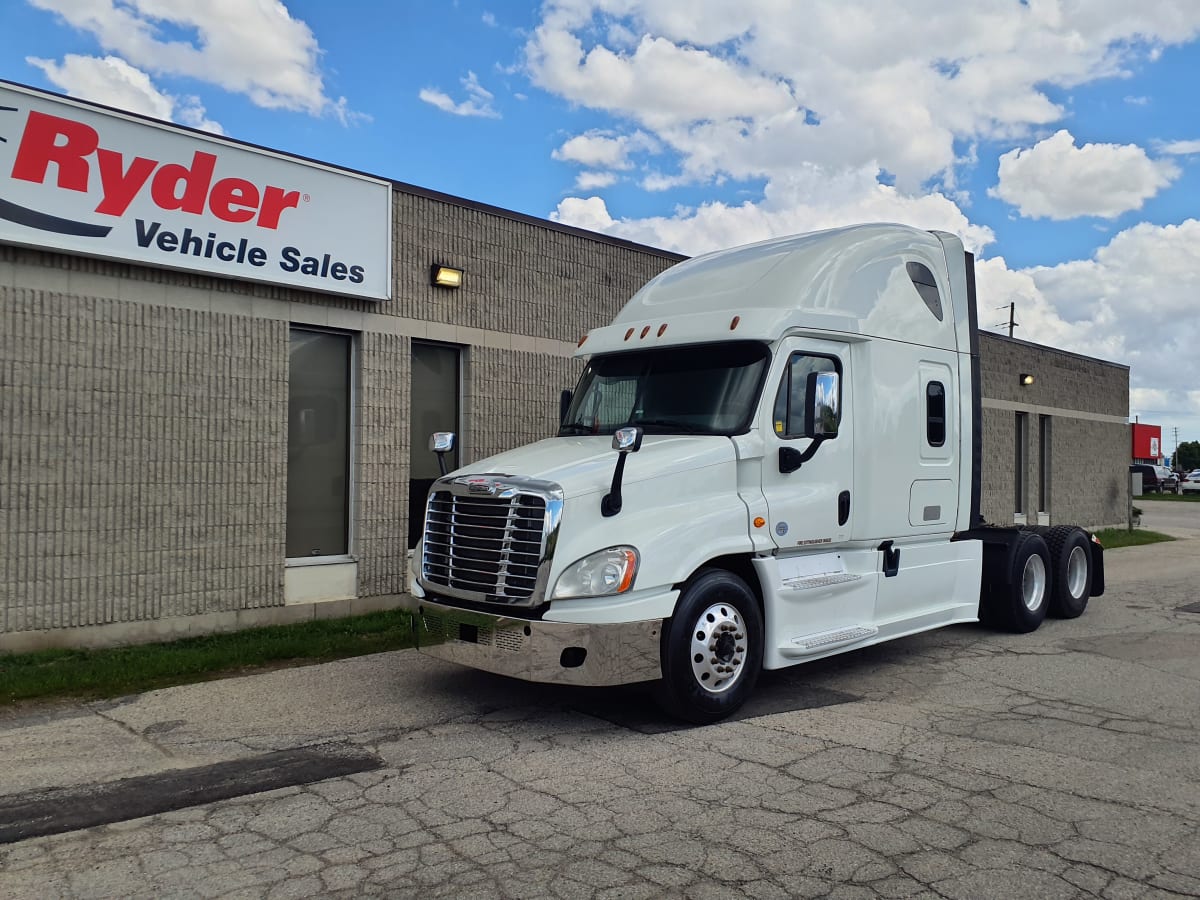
430, 432, 456, 476
602, 426, 644, 517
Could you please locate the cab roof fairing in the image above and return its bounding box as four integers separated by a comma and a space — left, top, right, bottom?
576, 223, 968, 359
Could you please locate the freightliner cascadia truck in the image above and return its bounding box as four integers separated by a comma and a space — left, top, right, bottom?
404, 223, 1104, 723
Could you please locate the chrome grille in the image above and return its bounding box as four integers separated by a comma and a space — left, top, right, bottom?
422, 490, 548, 603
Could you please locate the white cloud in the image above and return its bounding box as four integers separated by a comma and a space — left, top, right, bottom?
525, 2, 1200, 192
575, 171, 618, 190
1160, 139, 1200, 155
1130, 387, 1171, 411
526, 29, 797, 131
552, 165, 995, 256
482, 11, 497, 27
419, 71, 500, 118
552, 196, 615, 233
27, 54, 223, 133
975, 220, 1200, 416
552, 130, 656, 169
990, 130, 1178, 220
28, 0, 348, 118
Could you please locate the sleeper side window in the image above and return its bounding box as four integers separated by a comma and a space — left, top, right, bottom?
907, 262, 944, 321
772, 354, 838, 439
927, 381, 946, 447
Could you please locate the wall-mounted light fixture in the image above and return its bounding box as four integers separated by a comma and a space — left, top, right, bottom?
1019, 373, 1035, 386
431, 264, 464, 289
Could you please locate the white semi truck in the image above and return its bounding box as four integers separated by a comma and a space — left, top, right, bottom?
404, 223, 1105, 723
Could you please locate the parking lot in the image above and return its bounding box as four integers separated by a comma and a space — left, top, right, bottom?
1, 508, 1198, 899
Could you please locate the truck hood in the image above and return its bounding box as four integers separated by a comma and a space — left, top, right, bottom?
452, 434, 735, 499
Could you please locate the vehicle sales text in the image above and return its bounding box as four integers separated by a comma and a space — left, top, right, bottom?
136, 220, 366, 283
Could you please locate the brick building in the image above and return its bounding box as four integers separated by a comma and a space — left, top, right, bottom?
977, 333, 1129, 529
0, 82, 1129, 651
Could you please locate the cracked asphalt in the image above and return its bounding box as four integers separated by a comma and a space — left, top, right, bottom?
1, 505, 1197, 899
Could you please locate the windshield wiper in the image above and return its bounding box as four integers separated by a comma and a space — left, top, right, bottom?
558, 423, 597, 435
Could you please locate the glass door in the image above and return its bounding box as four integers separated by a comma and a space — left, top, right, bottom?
409, 342, 461, 549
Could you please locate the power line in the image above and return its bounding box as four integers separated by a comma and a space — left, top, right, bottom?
993, 302, 1018, 337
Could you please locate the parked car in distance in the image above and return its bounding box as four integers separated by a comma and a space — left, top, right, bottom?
1158, 466, 1180, 493
1181, 472, 1200, 494
1131, 463, 1165, 493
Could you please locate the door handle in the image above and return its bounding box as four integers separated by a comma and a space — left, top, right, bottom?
838, 490, 850, 526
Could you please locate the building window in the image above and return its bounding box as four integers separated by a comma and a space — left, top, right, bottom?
1038, 415, 1051, 513
1014, 412, 1028, 515
287, 328, 353, 559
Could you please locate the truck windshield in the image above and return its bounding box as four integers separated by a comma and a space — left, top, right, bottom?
559, 341, 771, 436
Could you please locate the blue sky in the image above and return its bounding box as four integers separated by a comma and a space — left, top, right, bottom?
2, 0, 1200, 458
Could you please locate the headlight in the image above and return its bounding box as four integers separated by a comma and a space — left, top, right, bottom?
552, 546, 639, 600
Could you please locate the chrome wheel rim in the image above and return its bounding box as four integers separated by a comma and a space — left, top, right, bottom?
1066, 545, 1088, 598
1022, 553, 1047, 612
689, 603, 747, 694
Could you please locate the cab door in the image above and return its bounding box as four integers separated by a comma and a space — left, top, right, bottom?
761, 338, 853, 548
758, 338, 878, 654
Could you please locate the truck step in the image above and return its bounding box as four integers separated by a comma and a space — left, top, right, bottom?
781, 625, 878, 658
780, 572, 862, 591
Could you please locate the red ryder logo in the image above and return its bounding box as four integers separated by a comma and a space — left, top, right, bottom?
10, 110, 302, 230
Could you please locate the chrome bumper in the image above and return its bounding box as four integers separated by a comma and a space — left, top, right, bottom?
408, 598, 663, 687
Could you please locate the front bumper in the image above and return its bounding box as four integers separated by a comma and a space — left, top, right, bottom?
406, 597, 663, 687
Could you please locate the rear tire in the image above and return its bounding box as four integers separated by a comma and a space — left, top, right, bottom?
981, 532, 1051, 633
1045, 526, 1092, 618
655, 569, 763, 725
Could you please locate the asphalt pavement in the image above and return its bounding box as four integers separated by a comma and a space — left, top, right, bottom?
0, 509, 1197, 899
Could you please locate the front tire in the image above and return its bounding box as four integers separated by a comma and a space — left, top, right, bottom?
655, 569, 764, 725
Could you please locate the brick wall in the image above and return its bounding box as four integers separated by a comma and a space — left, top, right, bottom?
0, 283, 287, 632
356, 331, 410, 596
390, 193, 671, 344
466, 347, 584, 464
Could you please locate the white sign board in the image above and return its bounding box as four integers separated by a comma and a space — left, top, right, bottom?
0, 82, 391, 300
1150, 437, 1160, 457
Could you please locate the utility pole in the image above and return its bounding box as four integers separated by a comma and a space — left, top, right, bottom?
994, 302, 1018, 337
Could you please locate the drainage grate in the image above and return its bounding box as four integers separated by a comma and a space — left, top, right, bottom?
0, 742, 383, 844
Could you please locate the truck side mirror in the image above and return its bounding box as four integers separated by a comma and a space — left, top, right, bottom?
780, 372, 840, 474
601, 426, 643, 517
804, 371, 840, 439
559, 389, 573, 425
429, 432, 456, 476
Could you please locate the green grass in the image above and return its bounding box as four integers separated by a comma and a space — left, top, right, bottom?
1092, 528, 1175, 549
1136, 491, 1200, 502
0, 609, 415, 706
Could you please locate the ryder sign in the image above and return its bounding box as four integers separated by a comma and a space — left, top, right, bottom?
0, 82, 391, 299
